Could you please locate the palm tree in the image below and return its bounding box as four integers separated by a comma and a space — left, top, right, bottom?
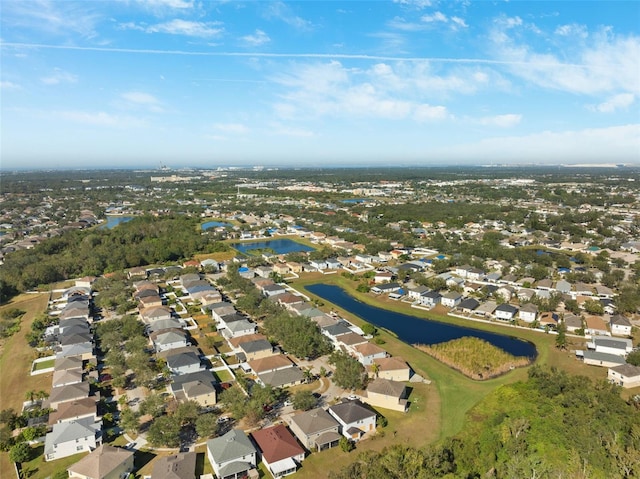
24, 390, 36, 403
36, 390, 49, 400
370, 363, 380, 378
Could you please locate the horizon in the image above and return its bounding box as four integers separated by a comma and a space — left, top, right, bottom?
1, 1, 639, 169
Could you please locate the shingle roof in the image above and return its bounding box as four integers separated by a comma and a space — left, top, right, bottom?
68, 444, 134, 479
151, 452, 196, 479
289, 408, 340, 435
248, 354, 293, 374
251, 425, 304, 463
207, 429, 256, 464
258, 367, 305, 388
366, 378, 406, 398
328, 400, 376, 424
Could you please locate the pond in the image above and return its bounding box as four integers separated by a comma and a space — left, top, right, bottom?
102, 216, 133, 229
306, 284, 536, 358
232, 239, 315, 255
202, 221, 232, 230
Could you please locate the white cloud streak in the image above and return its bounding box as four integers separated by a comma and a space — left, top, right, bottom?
120, 19, 223, 38
41, 68, 78, 85
241, 29, 271, 47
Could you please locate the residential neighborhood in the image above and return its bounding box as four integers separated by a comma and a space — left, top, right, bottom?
1, 167, 640, 478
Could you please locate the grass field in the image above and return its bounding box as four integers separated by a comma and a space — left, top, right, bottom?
32, 358, 55, 371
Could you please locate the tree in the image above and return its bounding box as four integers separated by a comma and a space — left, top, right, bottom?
339, 436, 354, 452
139, 394, 166, 418
175, 401, 200, 426
555, 322, 567, 350
195, 413, 219, 439
329, 351, 367, 391
9, 442, 32, 463
361, 323, 377, 336
292, 391, 317, 411
583, 299, 604, 315
146, 415, 181, 447
119, 408, 140, 434
626, 350, 640, 367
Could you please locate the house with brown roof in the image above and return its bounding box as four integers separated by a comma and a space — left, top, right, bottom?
67, 444, 134, 479
151, 451, 196, 479
363, 378, 408, 413
48, 397, 99, 426
248, 354, 294, 375
251, 425, 305, 478
369, 357, 411, 381
584, 315, 610, 337
352, 342, 387, 366
48, 381, 91, 409
288, 408, 341, 452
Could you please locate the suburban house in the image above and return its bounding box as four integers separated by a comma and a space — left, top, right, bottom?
170, 370, 218, 407
67, 444, 134, 479
519, 303, 538, 323
151, 329, 188, 352
584, 315, 610, 337
458, 298, 480, 314
563, 314, 584, 332
48, 397, 99, 426
370, 357, 411, 381
250, 425, 306, 478
608, 364, 640, 388
352, 342, 388, 366
207, 429, 258, 479
440, 291, 462, 308
48, 382, 91, 409
328, 400, 377, 442
210, 302, 237, 322
474, 301, 497, 318
538, 312, 559, 329
288, 408, 341, 452
582, 350, 626, 368
495, 304, 518, 322
44, 417, 102, 461
238, 338, 275, 362
590, 337, 633, 357
610, 314, 632, 337
164, 349, 203, 375
419, 290, 441, 308
407, 285, 429, 301
151, 451, 196, 479
140, 306, 172, 323
363, 378, 408, 413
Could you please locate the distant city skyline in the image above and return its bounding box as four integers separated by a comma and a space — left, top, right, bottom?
1, 0, 639, 170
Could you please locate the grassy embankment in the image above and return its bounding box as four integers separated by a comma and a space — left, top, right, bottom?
0, 293, 52, 477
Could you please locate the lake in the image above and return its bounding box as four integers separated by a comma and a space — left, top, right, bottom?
232, 239, 315, 255
306, 284, 536, 358
102, 216, 133, 229
202, 221, 232, 230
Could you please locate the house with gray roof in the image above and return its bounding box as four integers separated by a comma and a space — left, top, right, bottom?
67, 444, 134, 479
363, 378, 408, 413
151, 329, 188, 352
328, 400, 377, 442
608, 364, 640, 389
288, 408, 341, 451
48, 381, 91, 409
257, 366, 306, 389
166, 351, 203, 375
582, 350, 626, 368
44, 417, 102, 461
206, 429, 258, 479
151, 451, 196, 479
610, 314, 632, 337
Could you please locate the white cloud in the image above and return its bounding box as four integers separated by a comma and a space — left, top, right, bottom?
136, 0, 194, 9
213, 123, 249, 134
437, 124, 640, 163
451, 17, 468, 29
421, 12, 448, 23
120, 91, 163, 112
1, 0, 102, 39
489, 20, 640, 96
592, 93, 636, 113
414, 104, 450, 121
121, 19, 224, 38
32, 110, 145, 127
272, 61, 457, 122
555, 23, 588, 38
242, 29, 271, 47
476, 113, 522, 127
264, 2, 313, 31
41, 68, 78, 85
0, 81, 22, 90
392, 0, 433, 9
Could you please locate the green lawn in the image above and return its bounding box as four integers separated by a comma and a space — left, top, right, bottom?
19, 445, 87, 479
32, 358, 55, 371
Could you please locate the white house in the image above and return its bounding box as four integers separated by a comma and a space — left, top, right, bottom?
328, 400, 377, 442
610, 314, 632, 337
495, 304, 518, 321
44, 417, 102, 461
250, 425, 305, 478
518, 303, 538, 323
206, 429, 257, 479
440, 291, 462, 308
608, 364, 640, 388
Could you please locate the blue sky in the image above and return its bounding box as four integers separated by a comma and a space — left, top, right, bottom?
1, 0, 639, 169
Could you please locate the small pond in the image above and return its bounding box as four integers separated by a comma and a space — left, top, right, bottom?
102, 216, 133, 229
202, 221, 233, 230
307, 284, 536, 358
232, 239, 315, 255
